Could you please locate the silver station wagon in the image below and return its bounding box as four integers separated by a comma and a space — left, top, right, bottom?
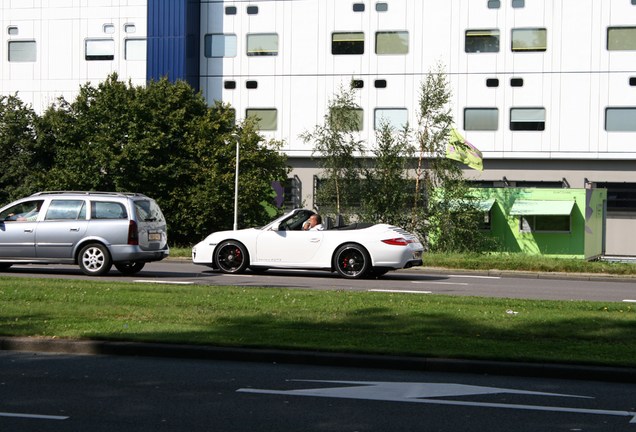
0, 191, 169, 275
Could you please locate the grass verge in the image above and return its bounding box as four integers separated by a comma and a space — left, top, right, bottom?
1, 277, 634, 367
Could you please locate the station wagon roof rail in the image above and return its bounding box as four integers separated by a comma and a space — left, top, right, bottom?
29, 191, 149, 198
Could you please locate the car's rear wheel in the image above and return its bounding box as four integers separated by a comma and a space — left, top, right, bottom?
78, 243, 112, 276
333, 243, 370, 279
115, 261, 146, 275
215, 241, 249, 274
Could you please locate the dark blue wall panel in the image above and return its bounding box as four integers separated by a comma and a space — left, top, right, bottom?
147, 0, 200, 91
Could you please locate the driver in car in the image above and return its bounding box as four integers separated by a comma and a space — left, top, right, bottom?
302, 213, 324, 231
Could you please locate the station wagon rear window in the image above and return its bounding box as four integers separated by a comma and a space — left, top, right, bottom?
134, 200, 165, 222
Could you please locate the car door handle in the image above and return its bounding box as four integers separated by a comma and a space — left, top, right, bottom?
70, 228, 80, 232
24, 228, 33, 233
309, 238, 321, 243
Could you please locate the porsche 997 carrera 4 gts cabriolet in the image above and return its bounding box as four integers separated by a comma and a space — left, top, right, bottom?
192, 209, 424, 279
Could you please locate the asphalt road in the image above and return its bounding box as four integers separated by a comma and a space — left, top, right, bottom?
3, 260, 636, 302
1, 350, 635, 432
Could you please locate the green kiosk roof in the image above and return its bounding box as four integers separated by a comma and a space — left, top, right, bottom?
509, 200, 575, 216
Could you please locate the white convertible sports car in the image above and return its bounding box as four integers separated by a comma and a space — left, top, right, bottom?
192, 209, 424, 279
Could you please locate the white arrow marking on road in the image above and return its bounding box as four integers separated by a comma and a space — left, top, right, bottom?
237, 380, 636, 424
0, 411, 68, 420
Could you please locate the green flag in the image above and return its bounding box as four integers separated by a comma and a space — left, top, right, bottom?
446, 129, 483, 171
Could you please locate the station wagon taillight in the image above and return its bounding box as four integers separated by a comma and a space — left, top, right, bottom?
128, 220, 139, 245
381, 238, 413, 246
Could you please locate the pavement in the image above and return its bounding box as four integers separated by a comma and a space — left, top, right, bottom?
2, 265, 636, 383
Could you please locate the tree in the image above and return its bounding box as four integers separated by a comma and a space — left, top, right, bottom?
413, 63, 490, 252
301, 85, 365, 215
0, 95, 51, 204
8, 74, 289, 245
359, 121, 414, 227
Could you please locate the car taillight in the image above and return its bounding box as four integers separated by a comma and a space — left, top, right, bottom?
381, 238, 412, 246
128, 220, 139, 245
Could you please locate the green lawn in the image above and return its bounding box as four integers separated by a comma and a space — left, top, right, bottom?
1, 277, 634, 367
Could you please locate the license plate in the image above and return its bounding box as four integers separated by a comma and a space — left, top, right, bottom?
148, 232, 161, 242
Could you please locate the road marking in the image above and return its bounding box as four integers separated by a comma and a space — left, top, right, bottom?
0, 411, 69, 420
448, 274, 501, 279
369, 289, 432, 294
238, 380, 636, 424
133, 280, 194, 285
623, 299, 636, 303
412, 281, 469, 286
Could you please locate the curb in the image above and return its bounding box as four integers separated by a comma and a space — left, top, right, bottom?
2, 336, 635, 384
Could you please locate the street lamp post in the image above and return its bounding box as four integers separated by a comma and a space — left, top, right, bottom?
232, 134, 240, 231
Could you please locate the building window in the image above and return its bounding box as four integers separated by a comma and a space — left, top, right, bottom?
486, 78, 499, 87
85, 39, 114, 61
464, 108, 499, 131
246, 80, 258, 89
512, 28, 547, 52
353, 3, 365, 12
103, 23, 115, 34
376, 2, 388, 12
512, 0, 525, 8
520, 215, 570, 233
330, 108, 364, 131
7, 26, 18, 35
374, 108, 408, 130
596, 182, 636, 212
246, 108, 277, 130
204, 34, 237, 58
375, 31, 409, 54
605, 108, 636, 132
510, 78, 524, 87
607, 27, 636, 51
225, 6, 237, 15
246, 5, 258, 15
351, 79, 364, 89
224, 80, 236, 89
510, 108, 546, 131
124, 24, 136, 33
465, 29, 500, 53
332, 32, 365, 55
8, 40, 36, 62
125, 39, 146, 61
487, 0, 501, 8
246, 33, 278, 56
374, 79, 387, 88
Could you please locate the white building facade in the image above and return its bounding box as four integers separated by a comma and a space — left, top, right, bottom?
2, 0, 636, 255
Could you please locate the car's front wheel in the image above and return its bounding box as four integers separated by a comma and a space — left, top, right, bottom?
78, 243, 112, 276
215, 241, 249, 274
115, 261, 146, 275
333, 243, 370, 279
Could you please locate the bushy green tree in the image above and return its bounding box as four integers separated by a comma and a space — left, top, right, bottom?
301, 85, 365, 215
0, 95, 53, 203
358, 121, 414, 227
413, 63, 489, 252
2, 74, 289, 245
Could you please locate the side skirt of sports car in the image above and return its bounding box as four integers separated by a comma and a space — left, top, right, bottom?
192, 209, 424, 279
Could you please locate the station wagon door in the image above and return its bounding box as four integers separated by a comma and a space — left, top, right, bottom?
35, 199, 89, 259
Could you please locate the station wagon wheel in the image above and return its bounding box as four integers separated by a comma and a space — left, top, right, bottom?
115, 261, 146, 276
78, 243, 112, 276
215, 241, 249, 274
333, 243, 370, 279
